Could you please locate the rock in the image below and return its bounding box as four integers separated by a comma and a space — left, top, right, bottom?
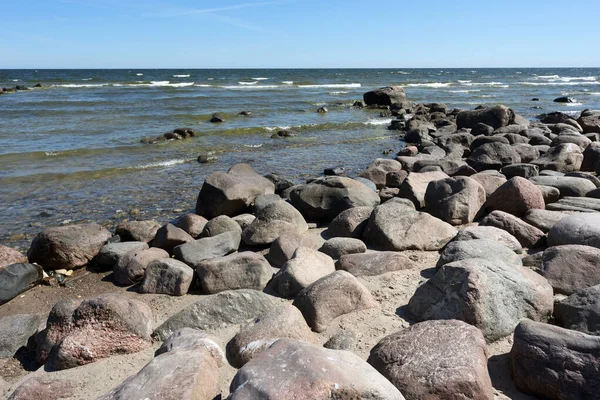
229, 339, 405, 400
363, 202, 457, 251
226, 304, 317, 368
327, 206, 373, 238
548, 213, 600, 248
454, 225, 522, 253
530, 175, 596, 197
113, 247, 169, 286
470, 170, 507, 197
151, 223, 194, 254
408, 258, 553, 341
324, 329, 357, 350
266, 231, 324, 268
523, 209, 573, 232
115, 219, 161, 243
173, 231, 240, 268
577, 109, 600, 134
42, 294, 152, 370
511, 144, 540, 164
482, 176, 545, 217
479, 210, 545, 248
363, 86, 406, 106
173, 213, 208, 238
540, 245, 600, 295
501, 163, 539, 179
437, 239, 522, 268
155, 328, 225, 366
467, 142, 521, 171
316, 106, 328, 113
566, 171, 600, 187
552, 133, 592, 149
97, 346, 220, 400
470, 135, 510, 150
353, 176, 377, 191
522, 251, 544, 268
531, 143, 583, 172
153, 290, 281, 340
0, 245, 27, 268
196, 251, 272, 294
359, 158, 404, 189
423, 176, 486, 224
27, 223, 111, 270
319, 237, 366, 259
368, 320, 493, 400
36, 298, 82, 364
510, 320, 600, 399
335, 251, 414, 277
538, 184, 561, 203
0, 263, 43, 305
293, 271, 377, 332
201, 215, 242, 238
232, 213, 256, 230
252, 193, 283, 212
555, 285, 600, 336
456, 105, 514, 129
0, 314, 42, 358
243, 201, 308, 246
398, 171, 449, 208
94, 241, 148, 270
271, 247, 335, 297
289, 176, 380, 222
471, 122, 494, 136
547, 196, 600, 211
7, 376, 74, 400
209, 112, 225, 122
196, 163, 275, 219
139, 258, 194, 296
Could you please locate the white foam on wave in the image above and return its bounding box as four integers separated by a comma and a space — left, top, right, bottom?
135, 159, 186, 169
238, 81, 258, 85
264, 126, 291, 131
298, 83, 361, 88
136, 81, 195, 87
449, 89, 481, 93
221, 85, 281, 90
329, 91, 348, 95
396, 71, 410, 75
45, 151, 60, 156
243, 144, 263, 148
457, 80, 472, 83
406, 82, 451, 88
564, 102, 584, 106
465, 82, 506, 86
81, 78, 92, 81
195, 84, 213, 87
365, 118, 392, 126
522, 81, 600, 86
136, 73, 143, 76
173, 74, 191, 78
533, 75, 596, 82
282, 81, 294, 85
252, 77, 269, 80
55, 83, 109, 88
207, 78, 214, 80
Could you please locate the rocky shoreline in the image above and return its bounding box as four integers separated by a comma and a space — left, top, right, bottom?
1, 86, 600, 399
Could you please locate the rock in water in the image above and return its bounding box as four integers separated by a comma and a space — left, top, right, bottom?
0, 263, 43, 305
242, 201, 308, 246
456, 105, 514, 129
289, 176, 380, 222
363, 202, 457, 251
195, 163, 275, 219
510, 320, 600, 399
196, 252, 272, 294
153, 290, 281, 340
228, 339, 405, 399
27, 223, 112, 270
363, 86, 406, 106
424, 176, 486, 225
408, 258, 553, 341
368, 320, 493, 400
293, 270, 377, 332
226, 304, 317, 368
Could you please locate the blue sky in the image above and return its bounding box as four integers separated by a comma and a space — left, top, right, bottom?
1, 0, 599, 68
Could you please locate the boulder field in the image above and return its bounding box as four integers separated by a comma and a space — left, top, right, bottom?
1, 90, 600, 399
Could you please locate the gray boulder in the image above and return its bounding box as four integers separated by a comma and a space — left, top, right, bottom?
457, 105, 515, 129
151, 223, 194, 254
424, 176, 486, 225
555, 285, 600, 336
139, 258, 194, 296
437, 239, 522, 268
482, 176, 545, 217
577, 109, 600, 133
467, 142, 521, 171
173, 231, 240, 268
0, 314, 42, 358
398, 171, 449, 208
0, 263, 43, 305
113, 247, 169, 286
479, 210, 545, 248
115, 219, 161, 243
548, 213, 600, 248
531, 143, 583, 172
453, 226, 522, 253
530, 175, 596, 197
94, 241, 148, 270
523, 209, 573, 232
266, 231, 324, 268
359, 158, 404, 188
336, 251, 414, 277
243, 201, 308, 246
200, 215, 242, 238
541, 245, 600, 295
547, 196, 600, 211
319, 237, 366, 259
363, 86, 406, 106
196, 251, 272, 294
271, 247, 335, 298
470, 171, 507, 197
0, 245, 26, 268
173, 213, 208, 238
327, 206, 374, 238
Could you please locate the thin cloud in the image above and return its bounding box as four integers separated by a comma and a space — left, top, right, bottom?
143, 0, 290, 18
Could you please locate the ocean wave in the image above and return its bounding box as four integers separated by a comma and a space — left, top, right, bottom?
173, 74, 191, 78
328, 91, 348, 95
252, 77, 269, 80
533, 75, 596, 82
134, 159, 187, 170
81, 78, 92, 81
396, 71, 410, 75
207, 78, 214, 80
298, 83, 361, 88
521, 81, 600, 86
194, 84, 213, 87
45, 151, 61, 156
136, 81, 195, 87
243, 144, 263, 148
136, 73, 143, 76
457, 80, 472, 83
406, 82, 451, 88
564, 102, 584, 106
282, 81, 294, 85
54, 83, 110, 88
365, 118, 393, 126
465, 82, 506, 86
221, 85, 281, 90
449, 89, 481, 93
264, 126, 291, 132
238, 81, 258, 85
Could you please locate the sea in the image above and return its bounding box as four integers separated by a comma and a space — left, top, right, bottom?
1, 68, 600, 247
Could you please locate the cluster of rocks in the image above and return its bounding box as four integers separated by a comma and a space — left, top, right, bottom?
1, 84, 41, 94
1, 87, 600, 399
140, 127, 196, 144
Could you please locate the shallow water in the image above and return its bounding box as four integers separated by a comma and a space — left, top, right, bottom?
1, 68, 599, 246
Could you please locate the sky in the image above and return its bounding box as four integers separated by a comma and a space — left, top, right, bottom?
1, 0, 599, 68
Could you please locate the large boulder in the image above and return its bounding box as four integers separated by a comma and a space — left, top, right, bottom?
229, 339, 405, 399
555, 285, 600, 336
27, 223, 111, 270
266, 231, 324, 268
327, 206, 374, 238
547, 196, 600, 212
151, 223, 194, 254
437, 239, 522, 268
577, 109, 600, 133
0, 314, 42, 358
242, 201, 308, 246
94, 241, 148, 270
319, 237, 366, 259
398, 171, 449, 208
195, 163, 275, 219
7, 376, 74, 400
470, 171, 507, 197
540, 245, 600, 295
482, 176, 545, 217
424, 176, 486, 224
0, 245, 27, 268
479, 210, 545, 248
115, 219, 161, 243
153, 290, 281, 340
363, 202, 457, 251
359, 158, 404, 188
113, 247, 169, 286
467, 142, 521, 171
40, 294, 152, 370
530, 175, 596, 197
336, 251, 414, 277
523, 209, 573, 232
408, 258, 553, 341
293, 270, 377, 332
173, 231, 241, 268
289, 176, 380, 222
531, 143, 583, 172
453, 225, 522, 253
0, 263, 43, 305
547, 213, 600, 248
271, 247, 335, 298
363, 86, 406, 106
196, 252, 272, 294
139, 258, 194, 296
200, 215, 242, 238
226, 304, 317, 368
510, 320, 600, 399
173, 213, 208, 238
456, 105, 514, 129
368, 320, 493, 400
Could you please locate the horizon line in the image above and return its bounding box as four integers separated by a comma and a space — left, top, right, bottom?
1, 66, 600, 70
